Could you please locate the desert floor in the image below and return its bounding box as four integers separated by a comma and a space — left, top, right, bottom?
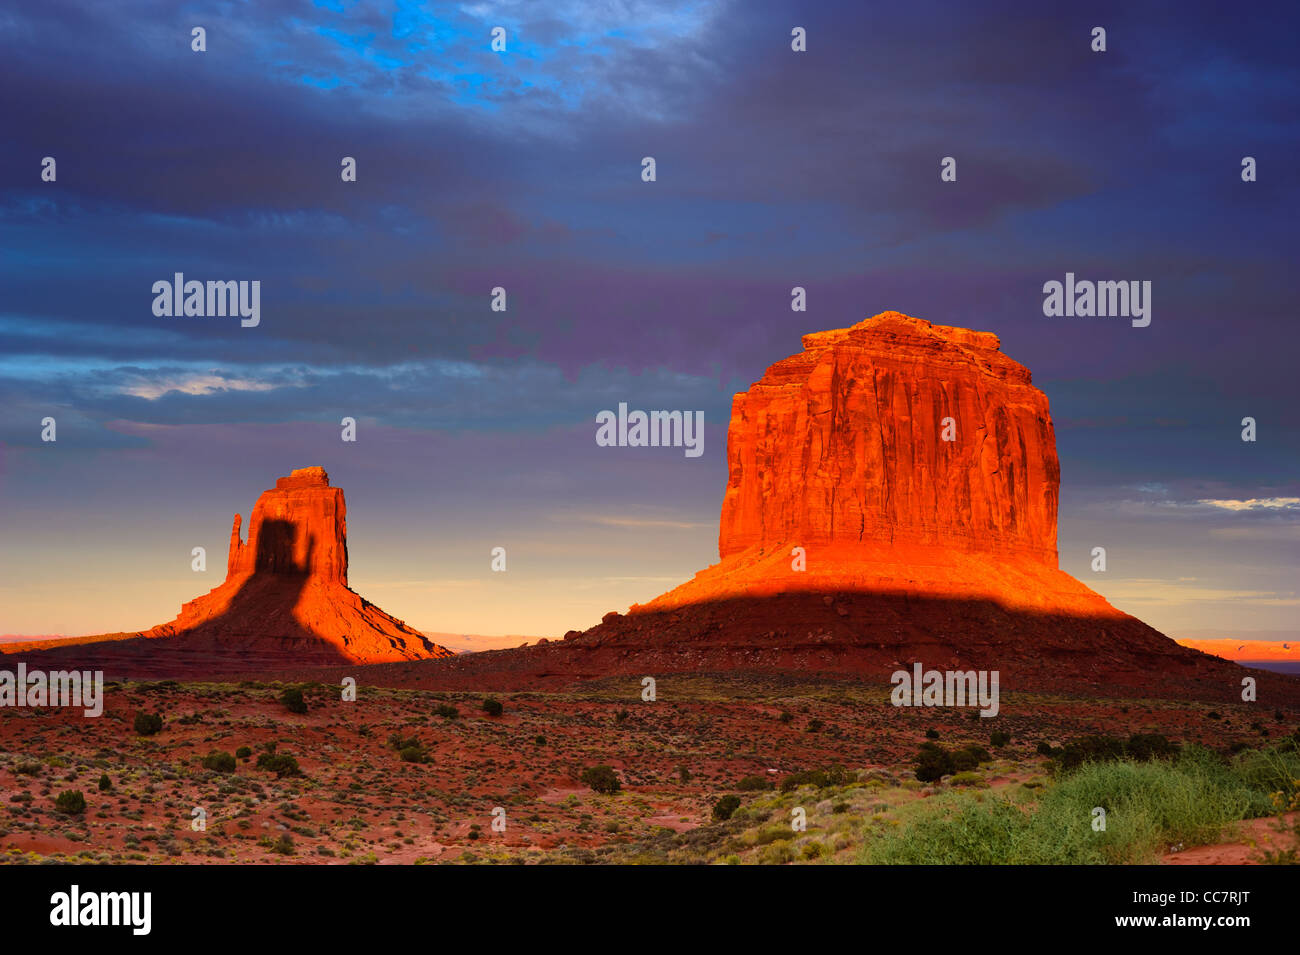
0, 673, 1295, 864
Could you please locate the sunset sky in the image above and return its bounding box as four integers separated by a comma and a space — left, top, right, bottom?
1, 0, 1296, 644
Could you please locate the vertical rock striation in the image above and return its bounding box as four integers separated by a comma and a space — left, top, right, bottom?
638, 312, 1130, 615
719, 312, 1058, 564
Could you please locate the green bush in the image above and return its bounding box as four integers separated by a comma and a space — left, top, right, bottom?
202, 750, 237, 773
779, 765, 851, 793
914, 742, 955, 782
236, 746, 253, 760
97, 773, 112, 792
712, 794, 742, 821
737, 775, 773, 791
581, 765, 622, 794
481, 698, 503, 717
1126, 733, 1179, 762
399, 745, 430, 764
1231, 739, 1300, 799
279, 688, 308, 714
435, 703, 459, 719
256, 752, 302, 777
1054, 735, 1126, 771
990, 730, 1012, 747
866, 746, 1266, 865
952, 745, 992, 772
758, 842, 794, 864
133, 711, 163, 736
1053, 733, 1179, 772
55, 790, 86, 815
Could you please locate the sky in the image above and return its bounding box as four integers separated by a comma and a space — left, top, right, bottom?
1, 0, 1297, 641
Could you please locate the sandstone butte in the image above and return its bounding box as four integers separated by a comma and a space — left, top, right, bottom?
485, 310, 1276, 699
4, 467, 451, 675
637, 310, 1095, 613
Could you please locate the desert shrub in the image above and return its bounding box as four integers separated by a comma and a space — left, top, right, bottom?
925, 728, 940, 740
1052, 733, 1179, 773
1126, 733, 1180, 763
779, 711, 793, 724
133, 711, 163, 736
202, 750, 236, 773
801, 841, 826, 860
806, 718, 824, 733
97, 773, 112, 792
55, 790, 86, 815
990, 730, 1012, 747
534, 735, 546, 746
737, 775, 772, 791
914, 742, 955, 783
435, 703, 459, 719
779, 765, 851, 793
950, 772, 985, 787
399, 745, 430, 764
712, 795, 742, 821
271, 834, 295, 855
677, 766, 692, 783
1036, 741, 1055, 757
279, 688, 308, 714
865, 746, 1264, 865
256, 752, 302, 777
758, 842, 795, 865
1232, 738, 1300, 800
481, 698, 503, 717
581, 765, 621, 794
614, 709, 629, 723
1053, 735, 1126, 772
236, 746, 253, 760
952, 745, 992, 772
15, 761, 40, 775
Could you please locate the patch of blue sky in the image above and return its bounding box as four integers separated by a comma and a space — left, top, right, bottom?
295, 1, 720, 111
316, 25, 407, 70
300, 74, 343, 89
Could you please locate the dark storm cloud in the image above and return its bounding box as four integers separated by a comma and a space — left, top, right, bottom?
1, 0, 1296, 449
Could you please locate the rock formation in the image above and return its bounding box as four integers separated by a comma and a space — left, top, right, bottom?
487, 311, 1258, 699
636, 312, 1124, 616
720, 312, 1056, 563
6, 467, 450, 676
141, 466, 450, 664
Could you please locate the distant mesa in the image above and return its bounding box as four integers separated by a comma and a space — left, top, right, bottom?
6, 467, 451, 676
